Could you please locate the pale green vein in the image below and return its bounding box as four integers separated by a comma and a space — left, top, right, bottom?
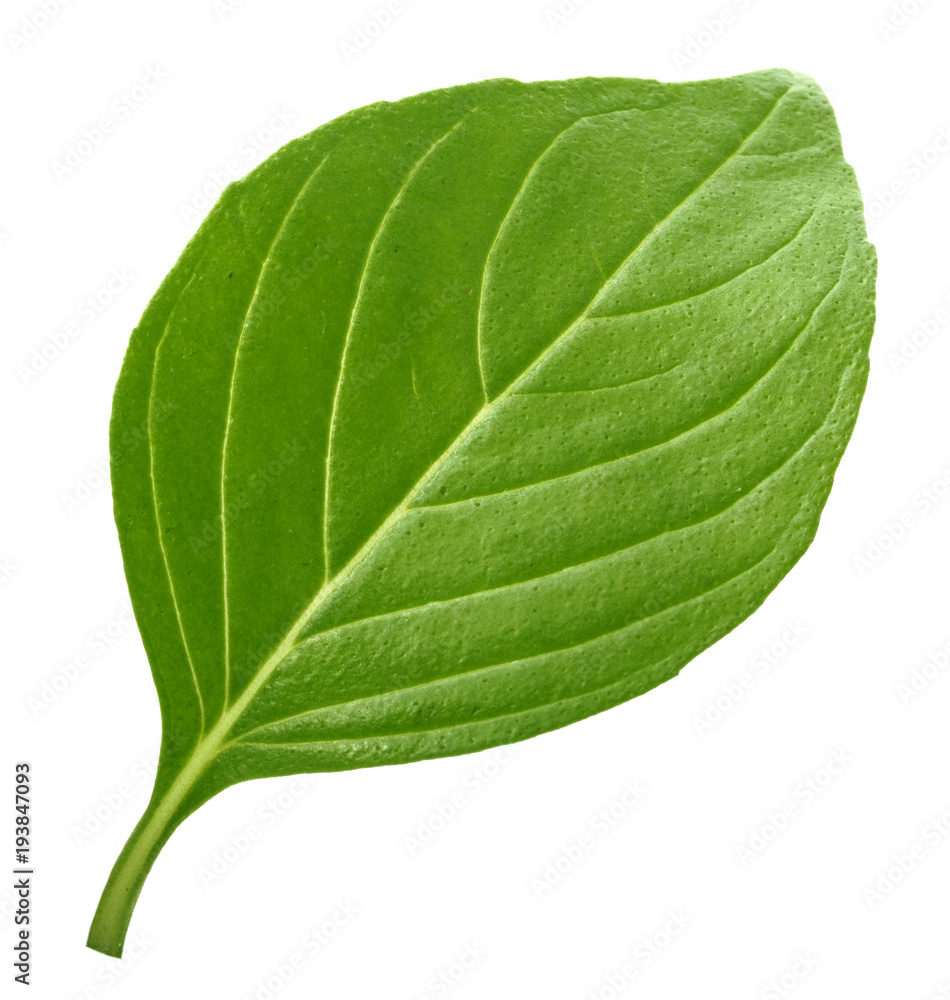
222, 352, 855, 745
416, 269, 842, 511
120, 83, 801, 855
585, 203, 818, 322
232, 544, 777, 747
473, 114, 579, 403
215, 83, 798, 732
232, 655, 678, 756
322, 112, 474, 580
91, 75, 874, 961
220, 154, 331, 710
147, 265, 206, 733
277, 357, 849, 648
472, 88, 796, 427
515, 360, 683, 396
476, 88, 794, 410
474, 102, 647, 403
514, 203, 819, 398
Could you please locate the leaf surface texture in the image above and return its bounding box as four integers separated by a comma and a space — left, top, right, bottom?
89, 69, 875, 957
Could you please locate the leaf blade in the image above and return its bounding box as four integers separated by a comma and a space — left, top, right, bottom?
91, 69, 875, 957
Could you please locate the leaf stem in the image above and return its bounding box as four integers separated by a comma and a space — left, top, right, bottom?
86, 727, 225, 957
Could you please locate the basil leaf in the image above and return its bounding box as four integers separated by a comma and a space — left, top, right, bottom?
88, 69, 875, 956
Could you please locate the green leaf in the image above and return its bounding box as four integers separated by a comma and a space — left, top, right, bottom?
88, 69, 875, 956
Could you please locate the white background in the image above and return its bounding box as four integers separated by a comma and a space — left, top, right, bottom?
2, 0, 949, 997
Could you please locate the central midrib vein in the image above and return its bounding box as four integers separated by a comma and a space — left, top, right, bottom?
159, 85, 794, 815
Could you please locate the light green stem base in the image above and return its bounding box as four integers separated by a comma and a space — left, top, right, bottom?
86, 727, 226, 957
